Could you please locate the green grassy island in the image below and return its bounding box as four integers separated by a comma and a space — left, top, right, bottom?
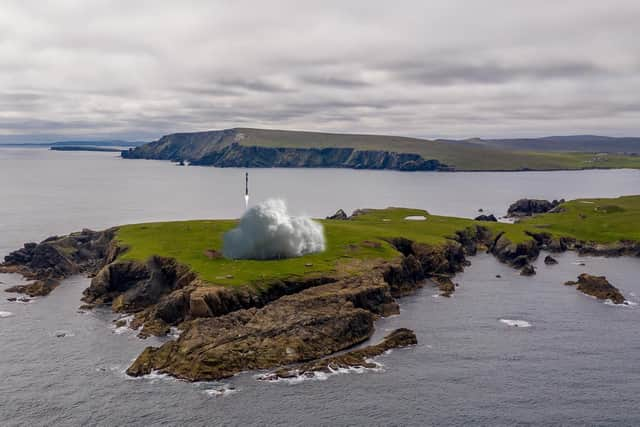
3, 195, 639, 381
115, 195, 640, 288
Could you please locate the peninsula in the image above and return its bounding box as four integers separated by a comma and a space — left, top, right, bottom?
122, 128, 640, 171
2, 196, 639, 381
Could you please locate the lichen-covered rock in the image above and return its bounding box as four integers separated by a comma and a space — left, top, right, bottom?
564, 273, 626, 304
126, 274, 395, 380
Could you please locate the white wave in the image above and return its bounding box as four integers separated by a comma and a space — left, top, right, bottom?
256, 359, 385, 384
168, 326, 182, 339
0, 311, 14, 318
604, 299, 637, 308
203, 384, 237, 397
571, 260, 586, 265
111, 315, 134, 334
499, 319, 532, 328
7, 295, 33, 304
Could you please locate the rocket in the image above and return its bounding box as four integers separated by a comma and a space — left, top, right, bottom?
244, 172, 249, 209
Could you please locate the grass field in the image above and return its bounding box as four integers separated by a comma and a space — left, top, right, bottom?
116, 196, 640, 287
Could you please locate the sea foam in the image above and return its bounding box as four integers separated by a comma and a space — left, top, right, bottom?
499, 319, 532, 328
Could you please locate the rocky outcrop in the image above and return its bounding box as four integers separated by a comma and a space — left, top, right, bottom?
125, 235, 479, 380
564, 274, 626, 304
126, 271, 398, 380
507, 199, 564, 217
123, 136, 446, 171
82, 256, 195, 312
544, 255, 558, 265
326, 209, 348, 220
433, 276, 456, 297
258, 328, 417, 381
0, 229, 117, 296
474, 214, 497, 222
490, 233, 540, 268
5, 279, 60, 297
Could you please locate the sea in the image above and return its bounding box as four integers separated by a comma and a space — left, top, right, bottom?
1, 147, 639, 426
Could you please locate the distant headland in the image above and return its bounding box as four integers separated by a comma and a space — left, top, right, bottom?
121, 128, 640, 172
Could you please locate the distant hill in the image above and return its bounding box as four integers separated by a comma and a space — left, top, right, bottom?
439, 135, 640, 153
122, 128, 640, 171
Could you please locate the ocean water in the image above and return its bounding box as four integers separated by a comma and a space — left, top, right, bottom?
1, 147, 639, 426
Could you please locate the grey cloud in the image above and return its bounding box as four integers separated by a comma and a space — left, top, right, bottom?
389, 61, 607, 86
0, 0, 639, 141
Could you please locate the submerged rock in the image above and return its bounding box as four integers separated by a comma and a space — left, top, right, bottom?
544, 255, 559, 265
5, 279, 59, 297
564, 273, 626, 304
520, 264, 536, 276
433, 276, 456, 297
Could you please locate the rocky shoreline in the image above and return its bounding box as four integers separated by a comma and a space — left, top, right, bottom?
2, 200, 639, 381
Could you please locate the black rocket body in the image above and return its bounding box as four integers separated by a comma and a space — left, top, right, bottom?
245, 172, 249, 196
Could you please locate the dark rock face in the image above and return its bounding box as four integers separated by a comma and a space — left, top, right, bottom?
507, 198, 564, 217
0, 229, 117, 296
564, 273, 626, 304
474, 214, 497, 222
544, 255, 559, 265
258, 328, 417, 381
123, 138, 446, 171
490, 233, 540, 268
326, 209, 348, 220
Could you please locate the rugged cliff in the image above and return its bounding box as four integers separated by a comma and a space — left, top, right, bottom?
123, 140, 445, 171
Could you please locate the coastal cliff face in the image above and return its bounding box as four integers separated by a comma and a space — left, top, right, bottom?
122, 130, 446, 171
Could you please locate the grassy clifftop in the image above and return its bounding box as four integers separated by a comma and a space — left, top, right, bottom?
115, 196, 640, 288
124, 127, 640, 171
235, 128, 640, 171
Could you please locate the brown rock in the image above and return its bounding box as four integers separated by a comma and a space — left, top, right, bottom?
5, 279, 60, 297
258, 328, 417, 380
126, 272, 399, 381
565, 273, 626, 304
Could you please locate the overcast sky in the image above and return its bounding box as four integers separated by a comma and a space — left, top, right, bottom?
1, 0, 639, 142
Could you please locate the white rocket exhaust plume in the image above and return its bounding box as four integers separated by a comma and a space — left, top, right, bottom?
223, 198, 325, 260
